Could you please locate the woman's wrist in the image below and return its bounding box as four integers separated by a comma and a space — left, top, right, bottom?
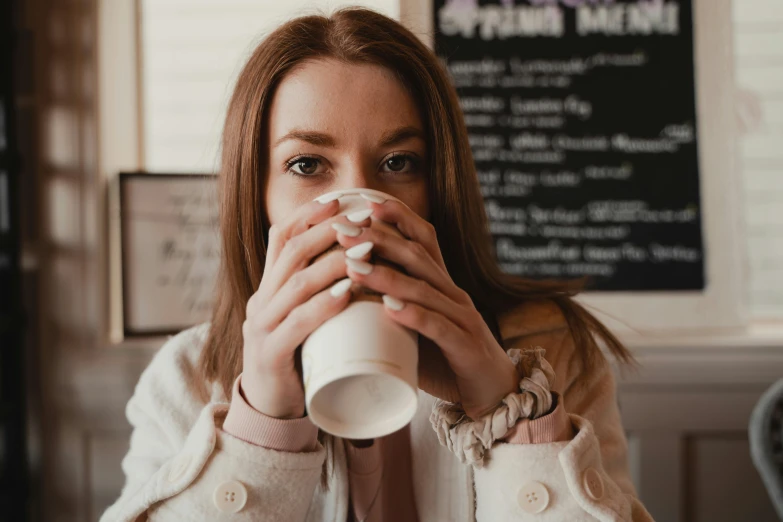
430, 347, 557, 466
500, 393, 574, 444
239, 371, 307, 420
240, 380, 305, 419
224, 375, 319, 452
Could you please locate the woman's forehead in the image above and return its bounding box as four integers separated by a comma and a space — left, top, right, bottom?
267, 58, 424, 147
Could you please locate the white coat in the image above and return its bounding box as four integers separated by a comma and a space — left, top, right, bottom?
100, 301, 654, 521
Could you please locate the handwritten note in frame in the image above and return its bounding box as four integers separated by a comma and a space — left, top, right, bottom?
119, 173, 220, 336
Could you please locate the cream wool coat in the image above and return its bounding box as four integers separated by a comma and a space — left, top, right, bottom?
100, 301, 654, 521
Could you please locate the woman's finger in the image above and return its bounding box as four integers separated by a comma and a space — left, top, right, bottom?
363, 199, 446, 268
252, 218, 338, 311
379, 298, 467, 361
259, 214, 359, 300
335, 224, 469, 305
251, 211, 372, 317
254, 249, 349, 331
261, 282, 353, 372
345, 261, 473, 332
264, 198, 341, 269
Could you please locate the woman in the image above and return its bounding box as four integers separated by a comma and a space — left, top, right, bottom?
102, 7, 653, 522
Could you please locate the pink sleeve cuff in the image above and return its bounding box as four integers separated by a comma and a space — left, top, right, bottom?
500, 393, 574, 444
222, 375, 319, 453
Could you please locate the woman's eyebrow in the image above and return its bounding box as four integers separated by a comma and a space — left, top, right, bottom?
273, 125, 425, 149
378, 125, 425, 147
274, 130, 335, 148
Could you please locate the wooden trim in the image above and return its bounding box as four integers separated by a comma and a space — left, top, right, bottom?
617, 344, 783, 387
97, 0, 143, 343
400, 0, 434, 48
134, 0, 145, 167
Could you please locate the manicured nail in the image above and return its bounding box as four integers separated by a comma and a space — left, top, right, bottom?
345, 241, 374, 259
361, 193, 386, 204
345, 258, 374, 275
347, 208, 374, 223
330, 278, 353, 298
316, 192, 342, 204
332, 222, 362, 237
382, 295, 405, 311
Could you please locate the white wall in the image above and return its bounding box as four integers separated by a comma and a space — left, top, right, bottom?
734, 0, 783, 320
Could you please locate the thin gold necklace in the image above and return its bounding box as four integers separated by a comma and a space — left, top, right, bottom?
356, 468, 385, 522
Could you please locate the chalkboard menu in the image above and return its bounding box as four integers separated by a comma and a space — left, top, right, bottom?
434, 0, 705, 290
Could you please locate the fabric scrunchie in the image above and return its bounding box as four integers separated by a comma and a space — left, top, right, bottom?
429, 347, 556, 468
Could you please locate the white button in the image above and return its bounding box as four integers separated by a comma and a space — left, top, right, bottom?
517, 481, 550, 514
167, 455, 191, 483
213, 480, 248, 513
583, 467, 605, 500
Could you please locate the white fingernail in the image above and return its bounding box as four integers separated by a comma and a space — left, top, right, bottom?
316, 192, 342, 204
330, 278, 353, 298
347, 208, 374, 223
382, 295, 405, 311
332, 222, 362, 237
345, 258, 373, 275
345, 241, 374, 259
360, 193, 386, 204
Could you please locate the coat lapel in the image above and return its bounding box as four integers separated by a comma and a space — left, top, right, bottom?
306, 434, 349, 522
410, 390, 475, 522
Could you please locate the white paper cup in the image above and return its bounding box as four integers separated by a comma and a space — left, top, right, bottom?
301, 188, 419, 439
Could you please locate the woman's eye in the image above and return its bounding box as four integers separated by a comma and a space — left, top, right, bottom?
286, 156, 321, 176
285, 154, 419, 177
383, 154, 417, 173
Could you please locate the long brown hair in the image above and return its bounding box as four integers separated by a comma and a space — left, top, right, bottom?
199, 6, 632, 400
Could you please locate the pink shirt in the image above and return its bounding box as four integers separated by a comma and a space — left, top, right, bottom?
223, 375, 573, 522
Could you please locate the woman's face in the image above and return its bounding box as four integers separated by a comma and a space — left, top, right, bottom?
264, 58, 430, 225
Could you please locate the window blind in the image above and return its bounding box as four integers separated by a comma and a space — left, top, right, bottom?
140, 0, 399, 173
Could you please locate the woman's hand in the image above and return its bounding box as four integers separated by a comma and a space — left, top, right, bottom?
335, 198, 520, 420
241, 198, 371, 419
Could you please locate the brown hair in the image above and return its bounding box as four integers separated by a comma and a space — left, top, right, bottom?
198, 6, 633, 401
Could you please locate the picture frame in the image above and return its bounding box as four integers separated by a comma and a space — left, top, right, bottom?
118, 172, 220, 337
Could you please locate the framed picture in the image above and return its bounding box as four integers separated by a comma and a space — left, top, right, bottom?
119, 172, 220, 337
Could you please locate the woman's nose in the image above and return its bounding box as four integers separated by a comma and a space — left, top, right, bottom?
334, 168, 378, 193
